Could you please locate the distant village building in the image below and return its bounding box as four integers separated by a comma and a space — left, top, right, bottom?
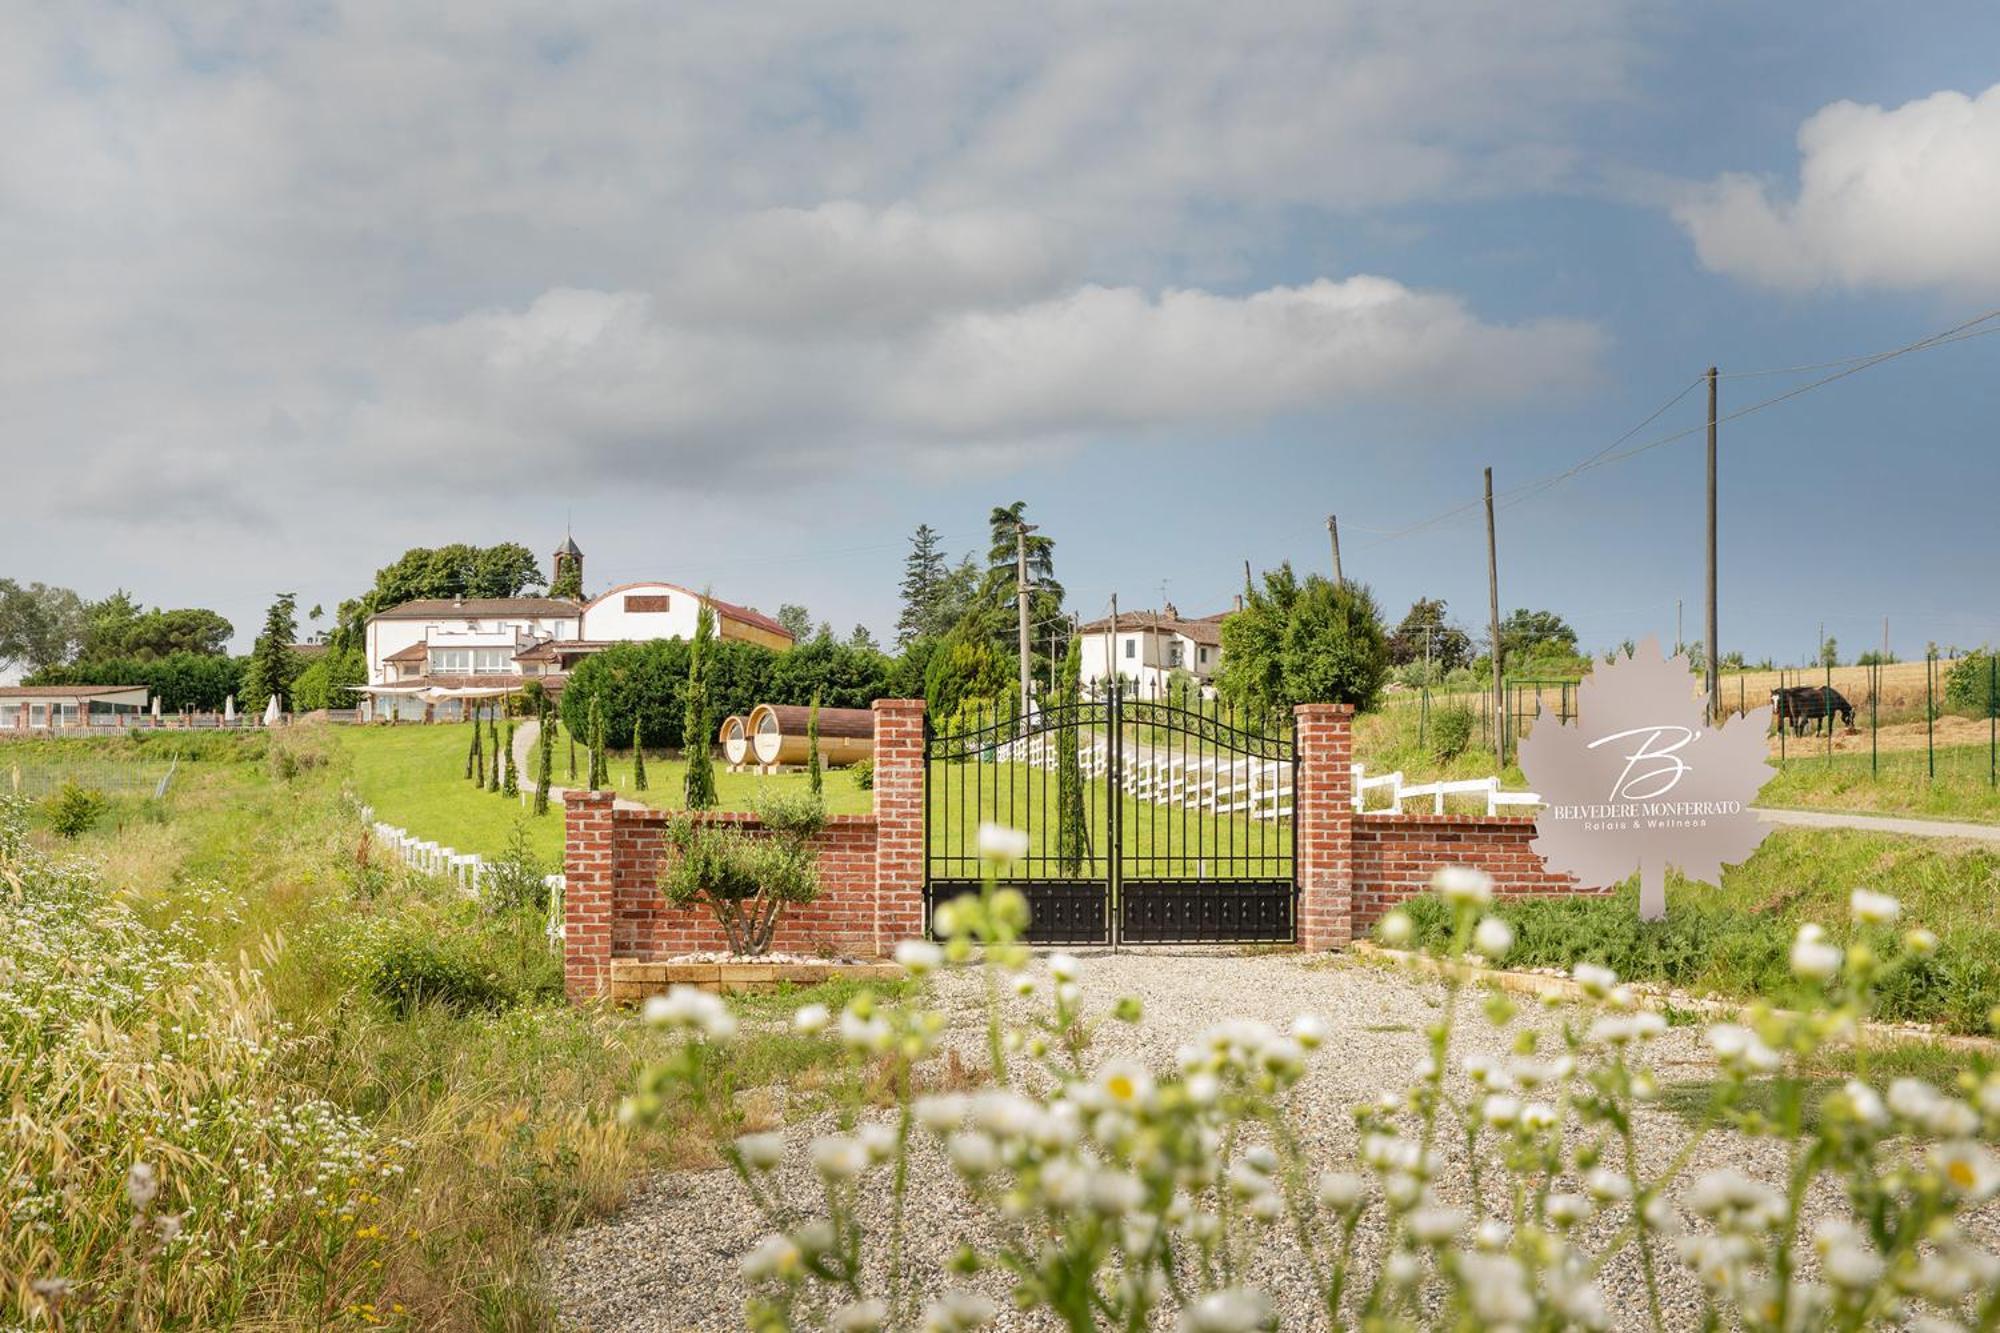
1073, 604, 1227, 698
1, 684, 149, 730
355, 536, 793, 720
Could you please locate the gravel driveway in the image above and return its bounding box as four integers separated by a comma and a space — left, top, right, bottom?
547, 949, 1991, 1331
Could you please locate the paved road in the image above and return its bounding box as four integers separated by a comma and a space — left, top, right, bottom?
1757, 806, 2000, 843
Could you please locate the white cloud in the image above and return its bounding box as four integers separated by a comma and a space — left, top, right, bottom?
349, 271, 1601, 488
1675, 83, 2000, 294
0, 0, 1625, 564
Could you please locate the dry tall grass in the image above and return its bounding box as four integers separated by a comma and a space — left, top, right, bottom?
1, 743, 664, 1330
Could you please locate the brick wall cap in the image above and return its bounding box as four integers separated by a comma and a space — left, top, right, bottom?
1356, 812, 1540, 828
1293, 702, 1357, 718
565, 789, 617, 807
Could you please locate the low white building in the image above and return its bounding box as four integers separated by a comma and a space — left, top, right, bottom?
0, 684, 150, 730
356, 539, 795, 720
1072, 605, 1227, 698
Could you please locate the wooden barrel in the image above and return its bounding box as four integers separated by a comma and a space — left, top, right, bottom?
747, 703, 874, 768
719, 715, 750, 766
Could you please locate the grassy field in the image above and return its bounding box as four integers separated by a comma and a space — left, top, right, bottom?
335, 723, 871, 863
1762, 744, 2000, 822
3, 730, 910, 1330
1389, 826, 2000, 1034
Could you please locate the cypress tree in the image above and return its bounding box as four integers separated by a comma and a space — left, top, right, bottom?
807, 690, 823, 799
470, 705, 485, 785
465, 709, 478, 781
586, 695, 607, 791
487, 711, 501, 792
1057, 638, 1090, 874
502, 722, 519, 796
533, 703, 554, 816
632, 718, 648, 791
488, 710, 501, 792
567, 721, 577, 780
682, 601, 718, 810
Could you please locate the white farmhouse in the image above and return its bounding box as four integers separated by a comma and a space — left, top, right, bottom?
356, 538, 793, 720
1073, 605, 1227, 698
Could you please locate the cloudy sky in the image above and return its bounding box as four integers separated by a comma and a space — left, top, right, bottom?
4, 1, 1997, 661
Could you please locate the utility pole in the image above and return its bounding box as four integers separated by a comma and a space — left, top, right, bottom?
1108, 593, 1120, 697
1327, 514, 1344, 585
1016, 520, 1037, 725
1485, 467, 1503, 772
1705, 365, 1720, 723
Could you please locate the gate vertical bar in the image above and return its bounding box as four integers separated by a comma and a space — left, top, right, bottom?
1109, 680, 1122, 947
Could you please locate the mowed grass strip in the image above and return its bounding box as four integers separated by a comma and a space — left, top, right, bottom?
1761, 743, 2000, 823
1388, 827, 2000, 1034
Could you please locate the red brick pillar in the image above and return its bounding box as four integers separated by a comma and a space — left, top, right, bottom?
871, 699, 927, 950
1294, 704, 1356, 951
564, 789, 617, 1001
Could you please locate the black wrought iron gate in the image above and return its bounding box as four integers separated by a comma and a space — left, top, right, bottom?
923, 689, 1297, 946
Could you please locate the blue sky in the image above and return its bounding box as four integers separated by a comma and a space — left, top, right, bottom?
2, 2, 1995, 663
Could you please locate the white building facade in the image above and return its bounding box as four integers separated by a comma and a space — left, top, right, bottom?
1072, 607, 1226, 699
357, 566, 794, 721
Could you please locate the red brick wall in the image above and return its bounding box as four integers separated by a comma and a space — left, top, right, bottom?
565, 697, 1605, 998
1294, 703, 1355, 950
564, 699, 928, 1001
606, 808, 885, 960
1350, 814, 1596, 932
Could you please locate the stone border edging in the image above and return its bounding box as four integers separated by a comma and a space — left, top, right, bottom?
607, 958, 905, 1003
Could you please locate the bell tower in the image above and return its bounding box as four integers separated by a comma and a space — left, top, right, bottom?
551, 530, 585, 601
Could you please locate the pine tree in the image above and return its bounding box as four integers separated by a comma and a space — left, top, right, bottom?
807, 690, 823, 798
244, 592, 301, 712
533, 702, 554, 816
631, 718, 648, 791
470, 705, 485, 785
896, 524, 948, 648
683, 601, 718, 810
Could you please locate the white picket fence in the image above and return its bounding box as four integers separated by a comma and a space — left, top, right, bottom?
1350, 764, 1542, 816
994, 732, 1295, 821
358, 803, 566, 939
987, 730, 1539, 821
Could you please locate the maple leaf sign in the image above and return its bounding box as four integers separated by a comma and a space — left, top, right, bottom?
1516, 637, 1775, 922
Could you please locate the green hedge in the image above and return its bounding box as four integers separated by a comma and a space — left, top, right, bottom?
559, 637, 893, 750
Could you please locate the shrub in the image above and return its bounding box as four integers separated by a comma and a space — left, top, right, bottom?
44, 781, 107, 839
851, 756, 874, 791
484, 820, 549, 914
1945, 650, 1998, 714
660, 792, 826, 955
1429, 703, 1475, 761
368, 931, 515, 1016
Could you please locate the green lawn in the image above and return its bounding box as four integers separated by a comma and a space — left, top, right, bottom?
334, 724, 870, 864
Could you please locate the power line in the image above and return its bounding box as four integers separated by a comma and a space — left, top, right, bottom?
1356, 309, 2000, 551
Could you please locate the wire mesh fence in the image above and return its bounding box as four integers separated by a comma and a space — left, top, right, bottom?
2, 754, 179, 800
1380, 650, 1998, 799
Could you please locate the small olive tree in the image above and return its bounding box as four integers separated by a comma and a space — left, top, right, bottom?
659, 791, 825, 955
